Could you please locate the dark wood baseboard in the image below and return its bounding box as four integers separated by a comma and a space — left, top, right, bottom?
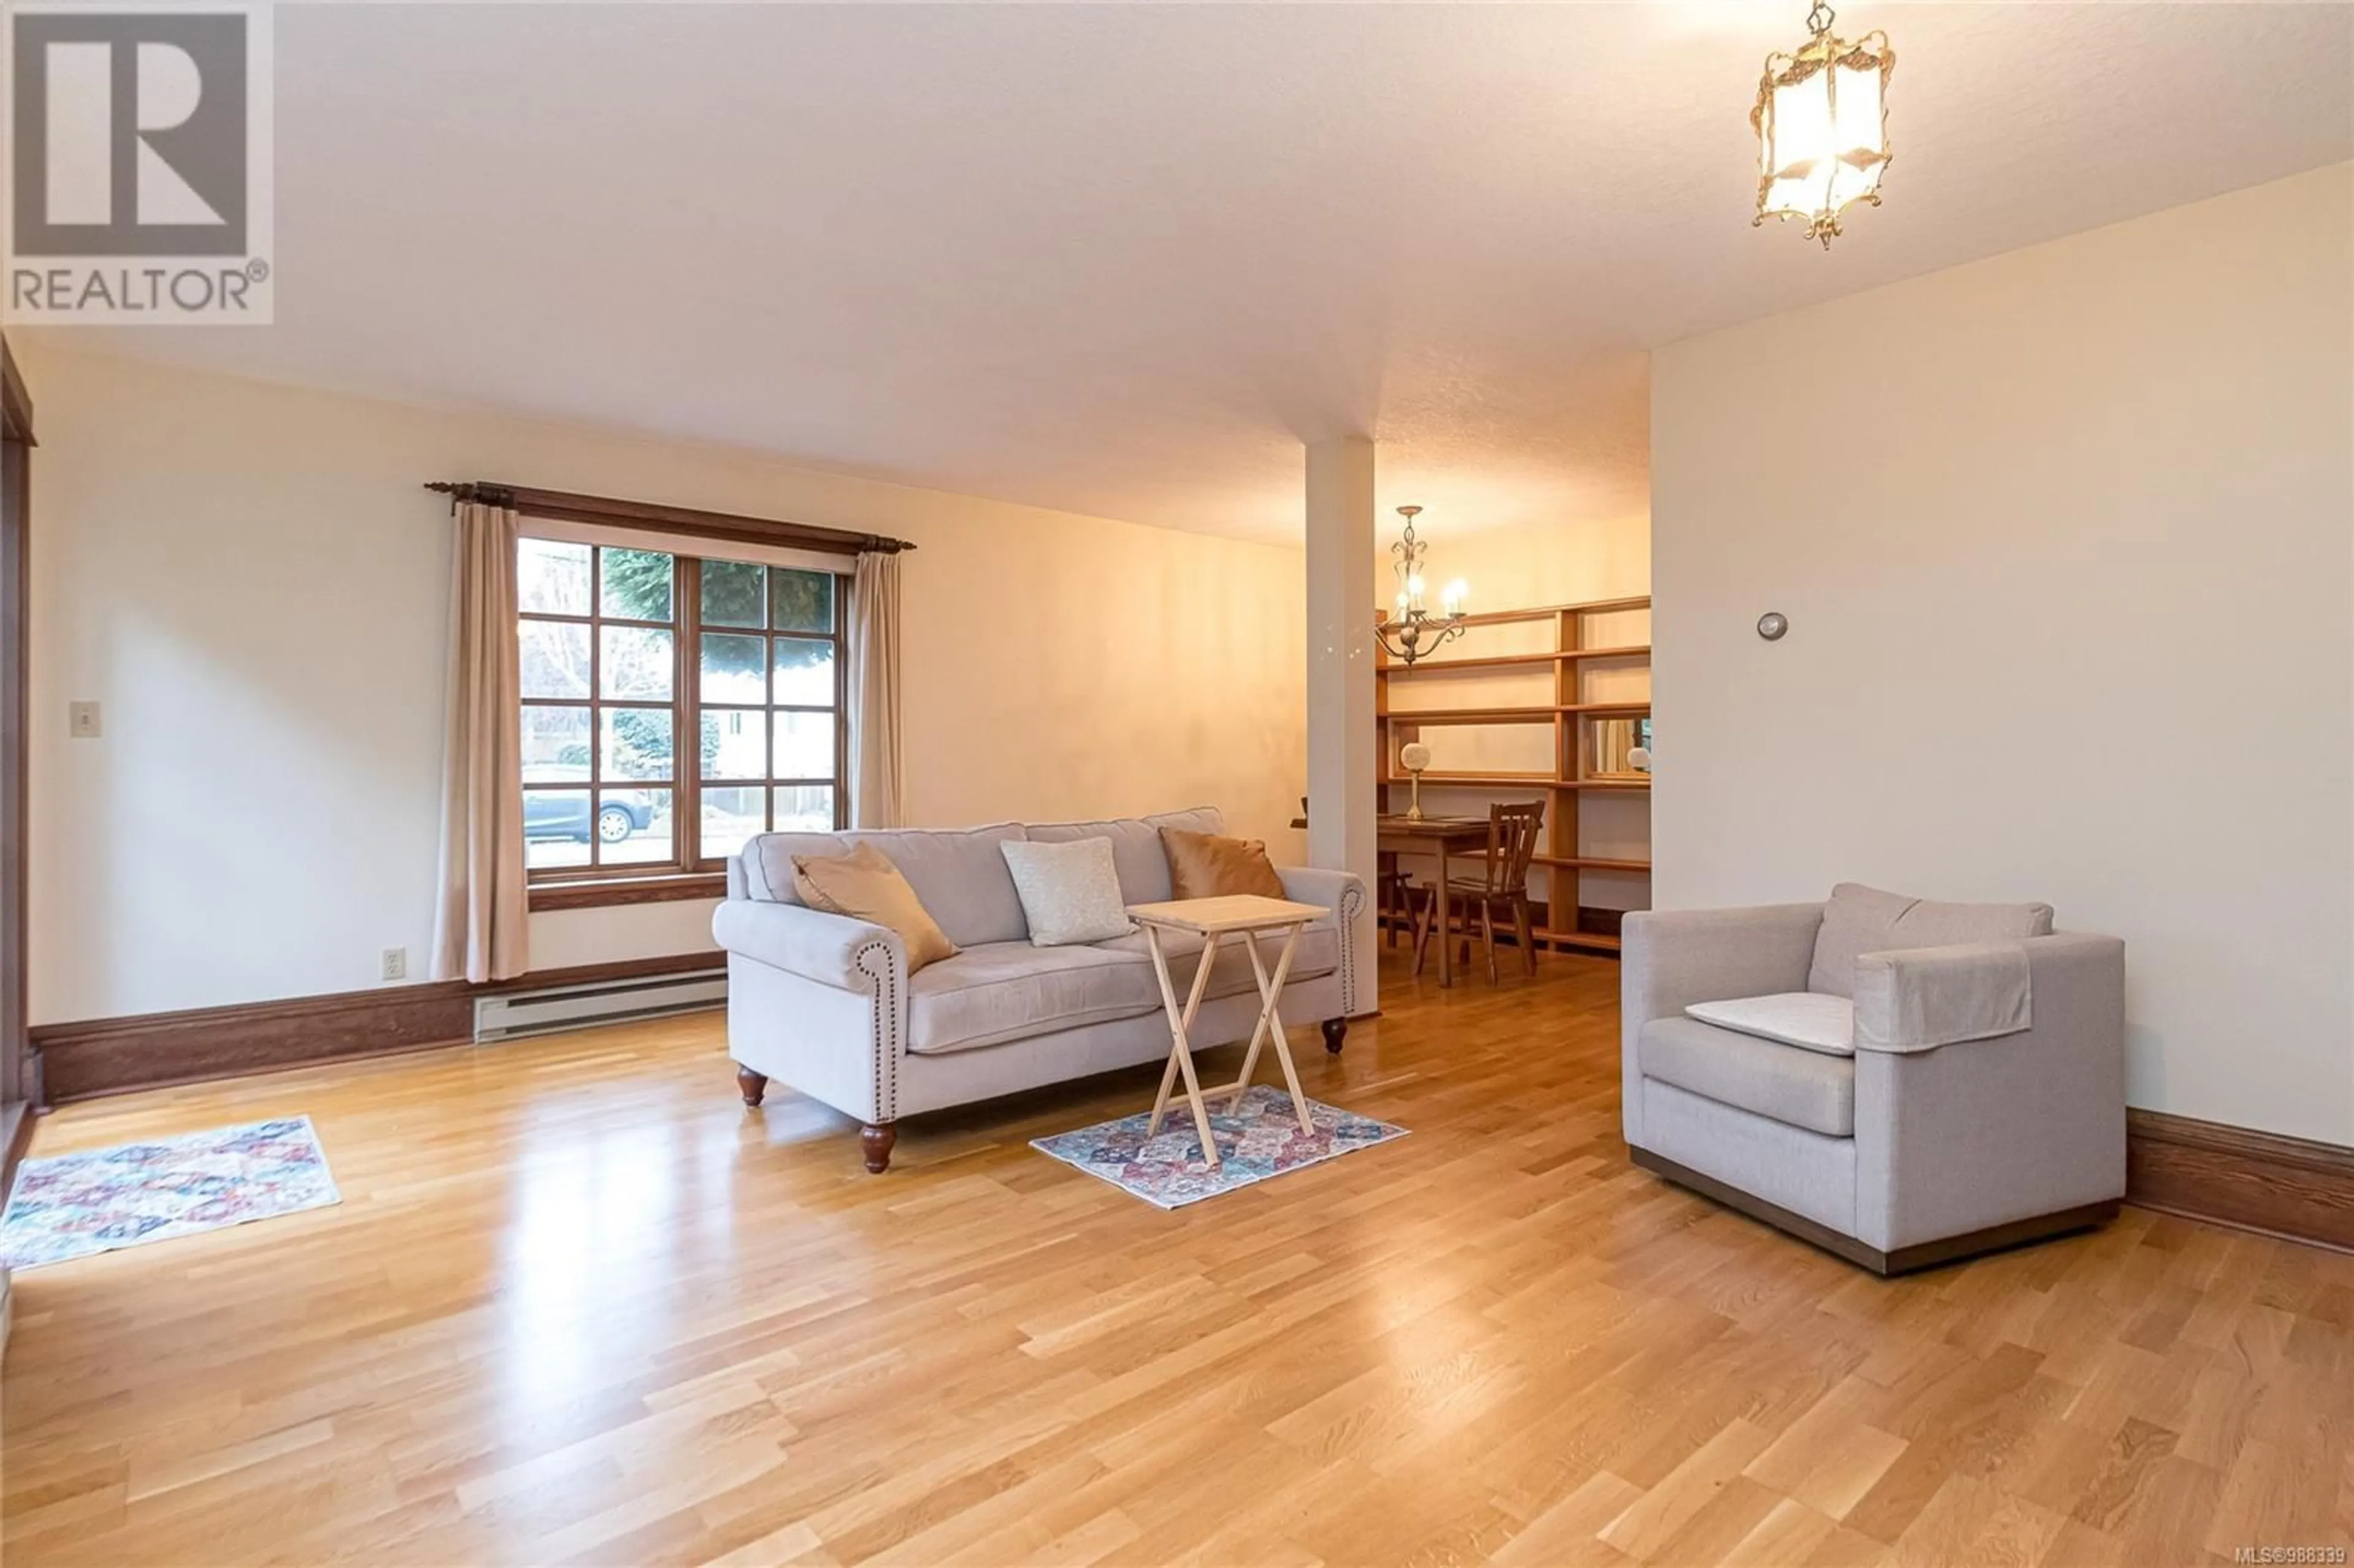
0, 1097, 33, 1206
29, 952, 725, 1103
1572, 905, 1626, 939
2126, 1108, 2354, 1254
1629, 1144, 2120, 1276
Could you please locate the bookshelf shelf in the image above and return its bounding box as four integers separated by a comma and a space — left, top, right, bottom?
1533, 854, 1651, 872
1539, 928, 1623, 953
1379, 701, 1653, 723
1375, 596, 1653, 956
1381, 706, 1557, 725
1375, 644, 1651, 674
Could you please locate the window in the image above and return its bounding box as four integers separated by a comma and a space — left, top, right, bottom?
517, 537, 847, 892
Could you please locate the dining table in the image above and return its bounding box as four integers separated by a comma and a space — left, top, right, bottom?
1375, 813, 1493, 988
1287, 809, 1499, 987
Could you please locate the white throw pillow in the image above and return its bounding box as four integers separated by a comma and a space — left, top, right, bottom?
1685, 992, 1856, 1057
999, 837, 1137, 947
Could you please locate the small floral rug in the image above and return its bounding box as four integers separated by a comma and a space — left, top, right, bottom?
1032, 1085, 1406, 1209
0, 1116, 340, 1270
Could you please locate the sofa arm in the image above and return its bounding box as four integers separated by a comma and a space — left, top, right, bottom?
712, 899, 908, 994
1620, 904, 1824, 1147
1852, 941, 2035, 1053
1277, 866, 1368, 1016
1854, 932, 2126, 1250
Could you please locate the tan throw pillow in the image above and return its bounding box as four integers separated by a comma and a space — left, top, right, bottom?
1161, 826, 1286, 901
791, 842, 960, 972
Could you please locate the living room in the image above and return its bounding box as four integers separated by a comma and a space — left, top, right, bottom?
1, 4, 2349, 1565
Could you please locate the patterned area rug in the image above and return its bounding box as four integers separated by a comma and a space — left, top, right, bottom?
0, 1116, 340, 1270
1032, 1085, 1405, 1209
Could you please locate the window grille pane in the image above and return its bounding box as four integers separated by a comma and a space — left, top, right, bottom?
599, 547, 674, 621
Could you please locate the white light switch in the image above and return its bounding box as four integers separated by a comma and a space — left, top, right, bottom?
67, 701, 101, 739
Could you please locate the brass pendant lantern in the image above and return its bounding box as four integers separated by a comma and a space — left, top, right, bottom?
1752, 2, 1895, 248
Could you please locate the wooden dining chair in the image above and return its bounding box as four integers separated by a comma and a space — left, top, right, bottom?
1412, 801, 1545, 984
1378, 852, 1425, 948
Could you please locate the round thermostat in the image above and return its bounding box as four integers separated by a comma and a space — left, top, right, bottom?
1756, 611, 1789, 641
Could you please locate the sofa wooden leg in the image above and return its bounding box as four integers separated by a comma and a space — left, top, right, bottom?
736, 1067, 768, 1108
860, 1122, 897, 1173
1321, 1018, 1347, 1055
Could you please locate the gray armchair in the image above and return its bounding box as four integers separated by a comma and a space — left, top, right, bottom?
1621, 885, 2126, 1274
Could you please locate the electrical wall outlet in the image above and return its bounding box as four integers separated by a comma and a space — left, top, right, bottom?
379, 946, 408, 983
67, 701, 101, 739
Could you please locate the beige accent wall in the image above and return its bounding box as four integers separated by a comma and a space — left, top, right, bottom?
1650, 164, 2354, 1143
22, 346, 1306, 1021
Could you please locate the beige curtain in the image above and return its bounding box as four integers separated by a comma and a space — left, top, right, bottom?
847, 550, 905, 829
432, 501, 529, 982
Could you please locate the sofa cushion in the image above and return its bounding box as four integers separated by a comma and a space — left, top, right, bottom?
1092, 923, 1339, 1003
1026, 807, 1225, 905
790, 842, 959, 972
1685, 992, 1854, 1057
1807, 883, 2054, 999
999, 837, 1136, 946
1638, 1016, 1855, 1138
747, 822, 1032, 947
1162, 827, 1286, 900
907, 942, 1161, 1056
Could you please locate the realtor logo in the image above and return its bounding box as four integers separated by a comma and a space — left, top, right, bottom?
6, 4, 273, 323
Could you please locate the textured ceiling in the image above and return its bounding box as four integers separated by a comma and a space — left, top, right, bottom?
46, 2, 2354, 543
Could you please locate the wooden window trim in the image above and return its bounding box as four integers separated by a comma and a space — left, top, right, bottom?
520, 533, 850, 909
432, 481, 914, 557
528, 872, 728, 912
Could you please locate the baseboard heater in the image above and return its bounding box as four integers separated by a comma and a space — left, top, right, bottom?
474, 967, 727, 1043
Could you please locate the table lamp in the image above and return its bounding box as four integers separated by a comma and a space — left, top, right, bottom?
1400, 741, 1433, 821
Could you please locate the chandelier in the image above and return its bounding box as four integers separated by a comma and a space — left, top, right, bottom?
1373, 506, 1467, 668
1751, 2, 1895, 248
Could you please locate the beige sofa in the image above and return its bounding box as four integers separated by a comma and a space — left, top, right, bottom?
715, 807, 1365, 1171
1622, 885, 2127, 1274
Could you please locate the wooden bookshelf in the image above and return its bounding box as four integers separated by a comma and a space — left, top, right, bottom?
1376, 593, 1651, 957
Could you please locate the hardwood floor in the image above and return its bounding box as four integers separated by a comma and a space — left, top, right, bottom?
4, 950, 2350, 1566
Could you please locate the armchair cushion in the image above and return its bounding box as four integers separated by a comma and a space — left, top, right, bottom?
1807, 883, 2054, 999
1639, 1017, 1855, 1138
1851, 942, 2033, 1053
1685, 992, 1854, 1056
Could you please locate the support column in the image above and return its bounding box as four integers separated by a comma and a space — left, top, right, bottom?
1304, 436, 1379, 1010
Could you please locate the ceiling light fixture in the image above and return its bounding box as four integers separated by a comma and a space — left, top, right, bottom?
1751, 1, 1895, 248
1374, 506, 1468, 668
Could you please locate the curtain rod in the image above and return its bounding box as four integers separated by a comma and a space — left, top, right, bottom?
424, 481, 915, 555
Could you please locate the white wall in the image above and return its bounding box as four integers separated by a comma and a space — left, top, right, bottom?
23, 346, 1306, 1022
1651, 164, 2354, 1144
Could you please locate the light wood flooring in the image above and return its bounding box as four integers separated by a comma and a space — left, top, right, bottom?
4, 949, 2350, 1567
